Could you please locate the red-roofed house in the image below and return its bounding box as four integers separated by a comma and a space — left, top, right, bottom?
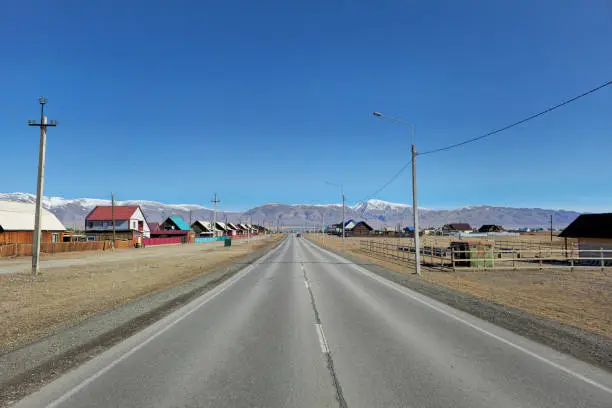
85, 205, 150, 240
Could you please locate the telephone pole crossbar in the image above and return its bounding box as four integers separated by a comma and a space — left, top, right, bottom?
27, 97, 58, 275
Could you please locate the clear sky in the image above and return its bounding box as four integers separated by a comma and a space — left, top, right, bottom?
2, 0, 611, 211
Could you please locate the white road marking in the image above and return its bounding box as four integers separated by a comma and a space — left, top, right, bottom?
41, 238, 288, 408
304, 280, 310, 289
315, 323, 329, 353
302, 238, 612, 395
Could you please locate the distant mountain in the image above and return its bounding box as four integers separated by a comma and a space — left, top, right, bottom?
245, 200, 581, 230
0, 193, 241, 228
0, 193, 582, 230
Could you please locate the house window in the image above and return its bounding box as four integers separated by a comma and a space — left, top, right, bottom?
87, 221, 93, 228
51, 233, 59, 243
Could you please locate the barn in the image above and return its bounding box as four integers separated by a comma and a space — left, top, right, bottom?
0, 201, 66, 244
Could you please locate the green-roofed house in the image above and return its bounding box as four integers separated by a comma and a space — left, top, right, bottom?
152, 216, 194, 243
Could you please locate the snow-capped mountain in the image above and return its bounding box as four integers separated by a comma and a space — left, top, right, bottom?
0, 193, 582, 229
0, 193, 237, 228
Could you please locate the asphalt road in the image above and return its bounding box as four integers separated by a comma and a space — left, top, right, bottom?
15, 235, 612, 407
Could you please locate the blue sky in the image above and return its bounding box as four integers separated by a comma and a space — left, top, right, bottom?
2, 0, 611, 211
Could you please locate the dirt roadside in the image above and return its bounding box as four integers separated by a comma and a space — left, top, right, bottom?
0, 235, 285, 407
306, 235, 612, 373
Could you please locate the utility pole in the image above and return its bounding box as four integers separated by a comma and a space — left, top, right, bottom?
112, 192, 116, 248
373, 112, 420, 275
550, 214, 553, 242
189, 209, 192, 225
412, 144, 421, 275
342, 189, 345, 252
211, 193, 220, 237
27, 97, 58, 275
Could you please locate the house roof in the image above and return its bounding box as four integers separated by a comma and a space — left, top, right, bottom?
168, 216, 191, 231
192, 220, 213, 231
445, 223, 472, 231
346, 221, 373, 231
227, 223, 239, 230
559, 214, 612, 239
215, 222, 227, 231
0, 200, 66, 231
479, 224, 503, 232
148, 222, 160, 232
86, 206, 139, 221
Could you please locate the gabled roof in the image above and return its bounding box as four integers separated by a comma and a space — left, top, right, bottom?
346, 221, 373, 231
168, 216, 191, 231
86, 205, 139, 221
559, 214, 612, 239
225, 223, 237, 231
227, 222, 239, 230
238, 224, 248, 230
479, 224, 504, 232
0, 200, 66, 231
215, 222, 227, 231
444, 223, 472, 231
192, 220, 213, 231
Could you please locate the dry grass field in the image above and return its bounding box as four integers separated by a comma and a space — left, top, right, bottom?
308, 234, 612, 338
0, 236, 282, 352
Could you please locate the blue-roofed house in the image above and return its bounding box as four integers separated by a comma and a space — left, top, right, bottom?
152, 216, 194, 243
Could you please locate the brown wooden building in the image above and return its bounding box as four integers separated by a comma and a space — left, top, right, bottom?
0, 201, 66, 244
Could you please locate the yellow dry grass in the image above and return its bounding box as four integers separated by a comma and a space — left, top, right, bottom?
0, 236, 282, 352
308, 234, 612, 338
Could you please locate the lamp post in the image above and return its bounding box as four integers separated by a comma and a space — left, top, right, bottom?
325, 181, 345, 252
372, 112, 420, 275
27, 97, 58, 275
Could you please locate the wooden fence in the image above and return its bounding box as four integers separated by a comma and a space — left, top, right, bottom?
0, 240, 133, 258
358, 240, 612, 271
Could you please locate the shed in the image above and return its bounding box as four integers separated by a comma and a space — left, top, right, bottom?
0, 200, 66, 244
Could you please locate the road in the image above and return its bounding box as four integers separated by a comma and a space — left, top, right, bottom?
15, 234, 612, 407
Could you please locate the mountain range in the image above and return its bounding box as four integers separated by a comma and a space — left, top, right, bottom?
0, 193, 581, 230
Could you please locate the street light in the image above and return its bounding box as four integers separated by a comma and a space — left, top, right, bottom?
325, 181, 345, 252
372, 111, 421, 275
27, 97, 58, 275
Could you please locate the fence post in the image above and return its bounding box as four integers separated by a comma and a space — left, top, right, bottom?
601, 247, 604, 272
451, 247, 455, 271
512, 251, 516, 271
539, 248, 543, 270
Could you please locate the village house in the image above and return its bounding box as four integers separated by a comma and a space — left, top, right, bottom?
442, 223, 473, 234
478, 224, 504, 233
559, 213, 612, 263
0, 201, 66, 244
85, 205, 150, 241
345, 221, 374, 237
191, 220, 214, 237
151, 216, 194, 243
227, 222, 241, 236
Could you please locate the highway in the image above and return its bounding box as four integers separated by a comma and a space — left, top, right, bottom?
15, 235, 612, 407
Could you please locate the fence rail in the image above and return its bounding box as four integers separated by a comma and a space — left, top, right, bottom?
357, 239, 612, 271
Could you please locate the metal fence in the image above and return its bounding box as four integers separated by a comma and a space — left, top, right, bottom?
357, 239, 612, 271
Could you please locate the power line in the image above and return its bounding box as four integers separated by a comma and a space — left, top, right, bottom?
354, 160, 412, 215
419, 80, 611, 156
353, 80, 610, 214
